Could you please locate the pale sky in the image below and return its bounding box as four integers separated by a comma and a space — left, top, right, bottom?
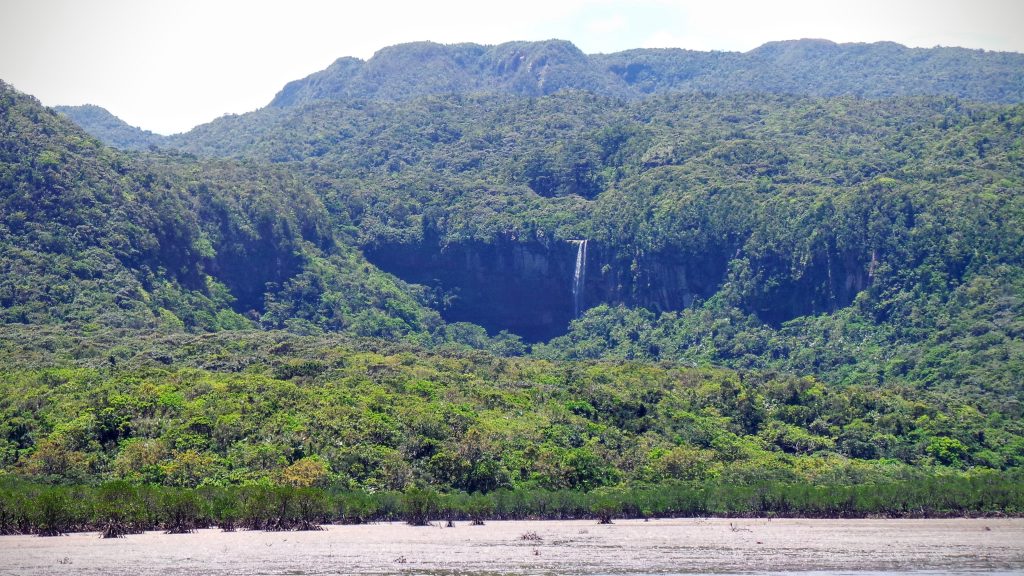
1, 0, 1021, 135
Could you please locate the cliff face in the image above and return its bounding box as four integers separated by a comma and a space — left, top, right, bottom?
366, 239, 580, 341
742, 249, 872, 326
365, 238, 729, 341
367, 237, 869, 341
585, 243, 730, 313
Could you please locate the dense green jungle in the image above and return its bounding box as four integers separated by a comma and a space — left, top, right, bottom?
2, 39, 1023, 533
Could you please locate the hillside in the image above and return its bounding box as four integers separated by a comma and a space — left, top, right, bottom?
2, 327, 1022, 493
20, 43, 1024, 391
54, 104, 164, 151
270, 40, 627, 106
121, 92, 1023, 400
0, 82, 443, 340
2, 37, 1023, 508
269, 39, 1024, 107
60, 39, 1024, 151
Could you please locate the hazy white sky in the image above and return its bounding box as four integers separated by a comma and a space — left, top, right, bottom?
1, 0, 1021, 135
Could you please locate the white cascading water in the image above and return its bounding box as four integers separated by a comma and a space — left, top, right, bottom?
572, 239, 588, 318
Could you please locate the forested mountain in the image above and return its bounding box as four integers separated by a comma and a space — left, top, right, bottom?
2, 38, 1023, 510
59, 39, 1024, 149
54, 104, 164, 151
14, 38, 1024, 386
0, 82, 442, 339
596, 39, 1024, 102
270, 40, 626, 106
268, 39, 1024, 107
128, 91, 1024, 399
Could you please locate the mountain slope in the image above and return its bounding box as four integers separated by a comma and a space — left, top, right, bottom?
18, 39, 1024, 391
0, 81, 442, 339
54, 104, 164, 151
146, 91, 1024, 347
2, 39, 1024, 497
597, 40, 1024, 101
270, 40, 629, 107
267, 39, 1024, 108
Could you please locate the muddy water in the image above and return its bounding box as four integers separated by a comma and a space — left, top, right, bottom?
1, 518, 1022, 575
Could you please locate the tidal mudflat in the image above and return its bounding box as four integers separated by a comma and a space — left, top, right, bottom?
1, 518, 1022, 575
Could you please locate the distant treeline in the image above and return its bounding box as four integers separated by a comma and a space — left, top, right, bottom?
2, 472, 1021, 537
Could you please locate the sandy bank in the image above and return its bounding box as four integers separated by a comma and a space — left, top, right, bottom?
1, 518, 1022, 575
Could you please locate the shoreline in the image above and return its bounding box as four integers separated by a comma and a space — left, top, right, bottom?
2, 517, 1023, 575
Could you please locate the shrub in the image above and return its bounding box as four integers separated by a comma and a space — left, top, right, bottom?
401, 487, 438, 526
34, 488, 70, 537
95, 481, 142, 538
161, 489, 200, 534
293, 488, 328, 530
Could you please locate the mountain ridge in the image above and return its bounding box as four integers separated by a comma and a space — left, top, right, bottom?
56, 38, 1024, 146
268, 38, 1024, 108
53, 103, 164, 150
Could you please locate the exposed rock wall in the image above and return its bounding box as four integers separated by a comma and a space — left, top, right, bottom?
367, 237, 868, 340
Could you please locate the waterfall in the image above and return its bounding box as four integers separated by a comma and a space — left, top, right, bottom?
572, 239, 588, 318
